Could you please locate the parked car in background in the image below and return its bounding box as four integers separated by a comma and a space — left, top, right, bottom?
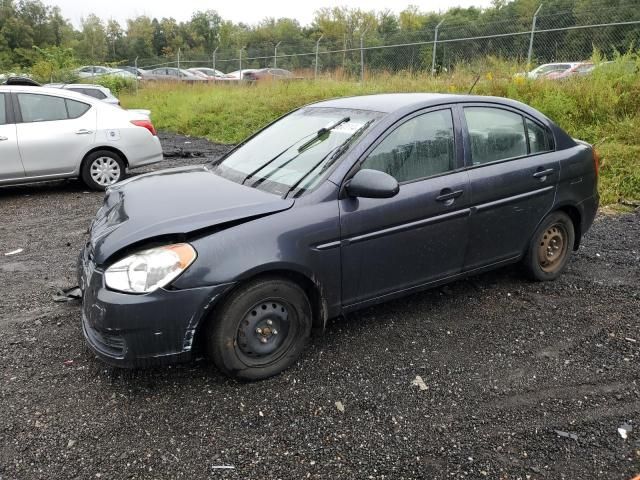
142, 67, 208, 83
243, 68, 298, 81
119, 66, 147, 79
0, 85, 162, 190
45, 83, 120, 106
78, 93, 599, 380
516, 62, 582, 79
188, 67, 225, 79
75, 66, 136, 80
546, 62, 594, 80
221, 69, 258, 81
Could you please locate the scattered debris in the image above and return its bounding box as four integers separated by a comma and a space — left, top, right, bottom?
67, 439, 76, 448
618, 423, 632, 439
554, 430, 578, 441
211, 466, 235, 470
335, 401, 345, 413
53, 286, 82, 303
4, 248, 23, 256
63, 360, 74, 366
412, 375, 428, 391
625, 338, 637, 343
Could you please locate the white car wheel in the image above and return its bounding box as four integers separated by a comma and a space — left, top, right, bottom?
81, 151, 126, 191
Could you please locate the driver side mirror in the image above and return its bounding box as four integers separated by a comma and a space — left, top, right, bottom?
345, 169, 399, 199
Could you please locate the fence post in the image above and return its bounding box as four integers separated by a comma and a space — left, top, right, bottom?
432, 19, 445, 76
134, 57, 139, 95
274, 41, 282, 68
177, 48, 181, 71
527, 4, 543, 68
212, 46, 218, 73
314, 35, 323, 80
360, 28, 368, 83
239, 48, 243, 80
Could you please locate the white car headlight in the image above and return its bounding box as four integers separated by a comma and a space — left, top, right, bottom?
104, 243, 197, 293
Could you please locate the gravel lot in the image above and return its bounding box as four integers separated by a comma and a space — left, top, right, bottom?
1, 132, 638, 479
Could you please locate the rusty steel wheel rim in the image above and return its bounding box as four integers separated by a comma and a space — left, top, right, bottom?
537, 223, 568, 273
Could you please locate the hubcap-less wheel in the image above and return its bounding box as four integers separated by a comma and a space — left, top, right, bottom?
90, 156, 121, 186
236, 300, 296, 366
537, 223, 568, 273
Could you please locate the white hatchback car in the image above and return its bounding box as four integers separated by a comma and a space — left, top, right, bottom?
0, 85, 162, 190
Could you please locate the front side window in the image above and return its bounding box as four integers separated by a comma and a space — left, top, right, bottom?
0, 94, 7, 125
464, 107, 527, 165
18, 94, 68, 123
361, 109, 456, 183
211, 107, 382, 196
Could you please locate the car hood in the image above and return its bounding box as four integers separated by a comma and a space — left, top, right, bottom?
89, 165, 294, 264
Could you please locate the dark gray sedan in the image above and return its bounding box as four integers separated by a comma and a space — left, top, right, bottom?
79, 93, 599, 380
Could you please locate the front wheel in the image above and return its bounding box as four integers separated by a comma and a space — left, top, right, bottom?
81, 150, 126, 191
206, 277, 312, 380
523, 211, 575, 281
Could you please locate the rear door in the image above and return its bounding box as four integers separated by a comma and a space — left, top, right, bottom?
461, 104, 559, 270
0, 92, 25, 181
14, 92, 96, 177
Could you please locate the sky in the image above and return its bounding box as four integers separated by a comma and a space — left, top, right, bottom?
42, 0, 494, 28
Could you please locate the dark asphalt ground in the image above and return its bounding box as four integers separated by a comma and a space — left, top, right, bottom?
0, 132, 639, 479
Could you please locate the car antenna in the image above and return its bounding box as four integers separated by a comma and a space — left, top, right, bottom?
468, 74, 481, 94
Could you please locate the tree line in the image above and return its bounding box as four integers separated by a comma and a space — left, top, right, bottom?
1, 0, 638, 74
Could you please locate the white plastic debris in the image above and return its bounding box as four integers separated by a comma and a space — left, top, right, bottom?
412, 375, 428, 391
618, 423, 632, 439
4, 248, 23, 256
211, 466, 235, 470
335, 401, 345, 413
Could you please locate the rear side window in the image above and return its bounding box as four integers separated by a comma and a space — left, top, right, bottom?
464, 107, 527, 165
79, 88, 106, 100
0, 94, 7, 125
17, 93, 90, 123
362, 109, 456, 183
526, 118, 552, 153
66, 99, 91, 119
18, 94, 67, 122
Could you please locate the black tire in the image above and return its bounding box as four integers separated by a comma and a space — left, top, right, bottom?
81, 150, 126, 191
523, 211, 575, 281
206, 277, 312, 380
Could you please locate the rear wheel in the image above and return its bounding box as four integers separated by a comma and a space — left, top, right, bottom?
81, 150, 126, 191
523, 211, 575, 281
206, 277, 312, 380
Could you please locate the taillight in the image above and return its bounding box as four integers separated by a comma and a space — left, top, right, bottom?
131, 119, 157, 136
593, 147, 600, 177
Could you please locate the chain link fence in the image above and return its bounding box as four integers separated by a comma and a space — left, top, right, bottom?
66, 6, 640, 90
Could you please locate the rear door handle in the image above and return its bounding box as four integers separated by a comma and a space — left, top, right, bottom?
75, 129, 93, 135
533, 168, 555, 179
0, 136, 8, 141
436, 189, 464, 202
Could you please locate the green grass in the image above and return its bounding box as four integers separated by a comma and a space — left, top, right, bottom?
120, 58, 640, 205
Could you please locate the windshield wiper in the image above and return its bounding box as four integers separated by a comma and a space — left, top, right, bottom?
240, 116, 350, 185
296, 117, 350, 153
284, 119, 375, 199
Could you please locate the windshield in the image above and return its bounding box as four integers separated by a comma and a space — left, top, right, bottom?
210, 107, 382, 197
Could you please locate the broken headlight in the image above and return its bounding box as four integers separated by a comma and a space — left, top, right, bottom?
104, 243, 197, 293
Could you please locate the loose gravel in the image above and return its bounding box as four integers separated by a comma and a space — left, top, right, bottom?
0, 132, 638, 479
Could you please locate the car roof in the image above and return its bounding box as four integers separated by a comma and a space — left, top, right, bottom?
308, 93, 485, 113
0, 85, 104, 104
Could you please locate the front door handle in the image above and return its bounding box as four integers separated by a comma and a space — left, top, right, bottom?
75, 129, 93, 135
533, 168, 555, 179
0, 136, 8, 141
436, 188, 464, 203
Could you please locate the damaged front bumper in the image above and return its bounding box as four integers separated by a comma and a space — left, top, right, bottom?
78, 245, 234, 368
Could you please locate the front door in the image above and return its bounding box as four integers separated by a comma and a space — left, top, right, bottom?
14, 92, 96, 177
339, 108, 471, 307
0, 92, 24, 181
461, 105, 560, 269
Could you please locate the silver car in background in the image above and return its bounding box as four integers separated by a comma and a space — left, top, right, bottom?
0, 86, 162, 190
45, 83, 120, 106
